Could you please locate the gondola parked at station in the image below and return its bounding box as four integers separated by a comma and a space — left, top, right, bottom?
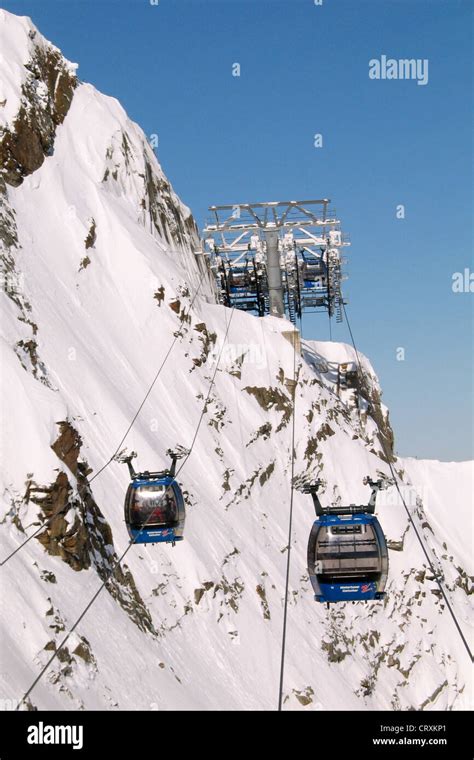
119, 449, 186, 546
302, 477, 390, 604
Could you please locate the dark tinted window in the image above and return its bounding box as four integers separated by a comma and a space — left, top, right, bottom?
315, 523, 382, 579
130, 485, 177, 526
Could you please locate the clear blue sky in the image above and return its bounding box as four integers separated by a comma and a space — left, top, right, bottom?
3, 0, 472, 461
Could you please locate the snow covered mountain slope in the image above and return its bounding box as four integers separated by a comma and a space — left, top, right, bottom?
0, 10, 472, 711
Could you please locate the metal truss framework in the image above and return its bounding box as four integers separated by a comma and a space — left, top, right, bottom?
202, 199, 350, 324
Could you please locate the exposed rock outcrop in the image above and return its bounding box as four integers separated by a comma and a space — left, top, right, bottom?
0, 31, 77, 186
26, 420, 156, 635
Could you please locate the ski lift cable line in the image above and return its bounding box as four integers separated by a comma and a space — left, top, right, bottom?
277, 330, 299, 711
0, 272, 206, 569
342, 301, 473, 664
88, 271, 207, 484
16, 307, 235, 710
249, 321, 278, 680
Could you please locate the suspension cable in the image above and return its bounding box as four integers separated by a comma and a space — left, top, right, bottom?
17, 307, 235, 710
277, 329, 298, 710
89, 273, 206, 483
0, 273, 206, 568
342, 302, 473, 663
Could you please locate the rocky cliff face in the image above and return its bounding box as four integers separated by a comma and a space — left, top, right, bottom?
0, 10, 471, 711
0, 13, 77, 186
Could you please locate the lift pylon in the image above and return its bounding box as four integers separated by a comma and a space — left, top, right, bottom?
202, 199, 350, 325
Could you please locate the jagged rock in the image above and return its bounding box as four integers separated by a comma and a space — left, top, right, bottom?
29, 420, 156, 635
247, 422, 272, 447
0, 40, 76, 186
293, 686, 314, 705
84, 219, 96, 249
316, 422, 335, 441
321, 639, 349, 663
256, 584, 270, 619
191, 322, 217, 369
388, 539, 404, 551
244, 385, 292, 431
154, 285, 165, 306
259, 462, 275, 486
39, 570, 57, 583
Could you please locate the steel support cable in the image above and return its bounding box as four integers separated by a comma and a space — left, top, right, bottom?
256, 320, 289, 686
89, 272, 207, 483
0, 273, 206, 568
17, 307, 235, 709
277, 329, 298, 710
342, 301, 473, 663
176, 307, 235, 474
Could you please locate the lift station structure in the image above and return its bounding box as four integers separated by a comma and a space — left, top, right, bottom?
203, 199, 350, 325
